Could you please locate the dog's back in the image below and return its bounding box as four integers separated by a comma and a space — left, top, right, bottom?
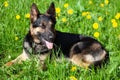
54, 31, 109, 68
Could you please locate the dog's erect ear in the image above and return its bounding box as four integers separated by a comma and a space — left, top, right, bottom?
46, 2, 56, 17
30, 3, 40, 23
46, 2, 56, 23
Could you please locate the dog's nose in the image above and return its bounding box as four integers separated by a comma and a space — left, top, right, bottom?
49, 35, 53, 40
48, 33, 54, 41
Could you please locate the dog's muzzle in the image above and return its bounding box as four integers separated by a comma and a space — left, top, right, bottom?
42, 38, 53, 49
39, 31, 54, 50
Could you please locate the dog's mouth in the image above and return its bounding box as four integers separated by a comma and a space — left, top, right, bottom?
42, 39, 53, 49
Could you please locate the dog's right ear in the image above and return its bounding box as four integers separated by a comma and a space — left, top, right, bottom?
46, 2, 55, 17
46, 2, 56, 23
30, 3, 40, 23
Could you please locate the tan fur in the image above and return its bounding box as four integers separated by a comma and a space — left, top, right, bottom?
90, 43, 101, 50
5, 49, 49, 67
70, 50, 106, 68
30, 7, 39, 22
94, 50, 106, 61
70, 54, 92, 68
39, 53, 50, 65
30, 24, 45, 43
5, 50, 30, 66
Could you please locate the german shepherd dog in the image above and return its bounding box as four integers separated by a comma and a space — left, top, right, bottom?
5, 2, 109, 68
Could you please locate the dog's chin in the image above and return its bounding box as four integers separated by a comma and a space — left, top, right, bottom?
42, 39, 53, 50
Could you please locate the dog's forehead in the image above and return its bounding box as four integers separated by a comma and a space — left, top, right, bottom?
32, 15, 53, 27
38, 15, 52, 22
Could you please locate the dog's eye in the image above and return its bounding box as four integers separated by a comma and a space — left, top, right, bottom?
40, 23, 46, 29
33, 22, 39, 28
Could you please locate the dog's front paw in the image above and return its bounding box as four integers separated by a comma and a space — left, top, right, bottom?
5, 61, 14, 66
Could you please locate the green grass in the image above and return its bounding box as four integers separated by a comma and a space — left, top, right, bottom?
0, 0, 120, 80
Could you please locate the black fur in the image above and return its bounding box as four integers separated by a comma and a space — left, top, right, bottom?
5, 2, 109, 68
23, 2, 109, 67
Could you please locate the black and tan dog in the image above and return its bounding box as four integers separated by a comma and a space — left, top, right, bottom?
5, 2, 109, 68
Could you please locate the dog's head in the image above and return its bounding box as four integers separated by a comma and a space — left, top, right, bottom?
30, 2, 56, 50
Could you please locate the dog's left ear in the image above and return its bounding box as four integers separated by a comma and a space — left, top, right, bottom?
30, 3, 40, 23
46, 2, 56, 19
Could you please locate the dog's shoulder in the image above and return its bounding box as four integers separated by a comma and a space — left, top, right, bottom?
23, 31, 33, 53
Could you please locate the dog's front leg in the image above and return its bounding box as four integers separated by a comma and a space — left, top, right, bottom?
5, 49, 30, 66
39, 53, 50, 70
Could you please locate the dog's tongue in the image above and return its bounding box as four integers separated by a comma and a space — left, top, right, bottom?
44, 40, 53, 49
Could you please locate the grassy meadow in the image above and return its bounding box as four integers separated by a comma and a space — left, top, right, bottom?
0, 0, 120, 80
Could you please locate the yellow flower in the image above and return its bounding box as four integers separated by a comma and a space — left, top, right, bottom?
94, 32, 100, 38
64, 3, 69, 8
16, 15, 20, 20
100, 3, 104, 7
89, 0, 93, 4
71, 66, 77, 71
55, 7, 61, 14
82, 12, 87, 17
112, 21, 118, 28
82, 12, 90, 17
70, 76, 77, 80
86, 12, 90, 14
67, 9, 73, 15
86, 14, 91, 19
4, 1, 9, 7
98, 16, 103, 21
15, 36, 19, 41
115, 13, 120, 19
105, 0, 109, 5
111, 19, 116, 23
93, 22, 99, 29
62, 17, 67, 22
25, 13, 30, 18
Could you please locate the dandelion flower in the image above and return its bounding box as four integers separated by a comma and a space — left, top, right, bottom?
70, 76, 77, 80
93, 22, 99, 29
98, 16, 103, 21
94, 32, 100, 38
15, 36, 19, 41
86, 14, 91, 19
62, 17, 67, 22
67, 9, 73, 15
64, 3, 69, 8
105, 0, 109, 5
100, 3, 104, 7
82, 12, 87, 17
112, 21, 118, 28
16, 15, 20, 20
4, 1, 8, 7
55, 7, 61, 14
86, 12, 90, 14
82, 12, 90, 17
89, 0, 93, 4
25, 13, 30, 18
115, 13, 120, 19
71, 66, 77, 71
111, 19, 116, 23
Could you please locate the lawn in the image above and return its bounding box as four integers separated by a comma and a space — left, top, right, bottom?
0, 0, 120, 80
